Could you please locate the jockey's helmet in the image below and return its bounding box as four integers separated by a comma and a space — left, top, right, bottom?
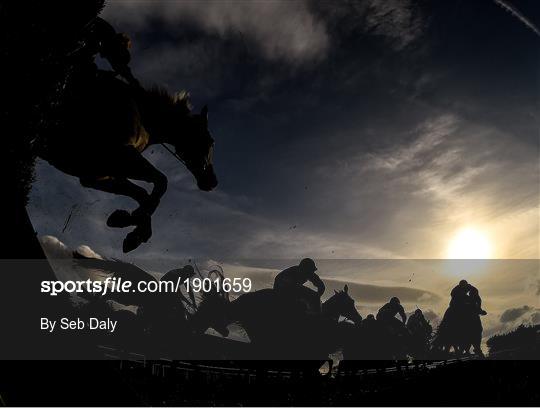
182, 265, 195, 277
299, 258, 317, 272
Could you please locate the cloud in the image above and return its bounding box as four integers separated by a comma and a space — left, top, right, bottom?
361, 114, 457, 173
483, 320, 509, 339
216, 261, 441, 305
341, 112, 539, 259
363, 0, 426, 50
500, 305, 533, 323
328, 279, 440, 304
103, 0, 329, 63
39, 235, 71, 259
39, 235, 102, 260
75, 244, 103, 260
39, 235, 104, 281
317, 0, 426, 52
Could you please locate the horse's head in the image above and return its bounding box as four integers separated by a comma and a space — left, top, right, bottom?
323, 285, 363, 325
172, 104, 218, 192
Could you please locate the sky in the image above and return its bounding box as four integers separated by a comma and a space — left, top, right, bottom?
28, 0, 539, 337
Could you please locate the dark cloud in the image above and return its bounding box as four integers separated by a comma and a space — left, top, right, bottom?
500, 305, 533, 323
361, 0, 426, 50
103, 0, 329, 63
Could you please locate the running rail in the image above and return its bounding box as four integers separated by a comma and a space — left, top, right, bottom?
97, 344, 491, 379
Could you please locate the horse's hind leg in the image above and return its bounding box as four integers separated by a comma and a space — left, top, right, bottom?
80, 176, 149, 228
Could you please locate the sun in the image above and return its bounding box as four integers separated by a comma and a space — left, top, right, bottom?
446, 227, 492, 259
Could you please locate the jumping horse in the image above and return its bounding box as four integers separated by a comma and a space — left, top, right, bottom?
38, 72, 217, 252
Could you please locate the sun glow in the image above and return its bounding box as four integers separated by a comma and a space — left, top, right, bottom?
446, 227, 492, 259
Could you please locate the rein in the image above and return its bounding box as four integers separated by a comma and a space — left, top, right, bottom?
161, 143, 186, 166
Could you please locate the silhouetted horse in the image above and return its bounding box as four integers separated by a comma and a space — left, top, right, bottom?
406, 313, 433, 359
191, 285, 362, 360
432, 303, 483, 356
341, 317, 413, 367
38, 72, 217, 252
407, 324, 432, 359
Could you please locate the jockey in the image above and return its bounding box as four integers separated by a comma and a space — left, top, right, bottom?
450, 279, 471, 308
71, 17, 140, 89
273, 258, 325, 313
362, 314, 378, 330
406, 308, 432, 336
161, 265, 197, 309
376, 297, 407, 329
450, 280, 486, 315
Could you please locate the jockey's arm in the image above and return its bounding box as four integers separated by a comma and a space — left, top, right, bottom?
94, 18, 140, 88
469, 284, 482, 303
308, 272, 325, 297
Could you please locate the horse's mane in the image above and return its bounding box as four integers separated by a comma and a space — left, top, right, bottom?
144, 86, 192, 117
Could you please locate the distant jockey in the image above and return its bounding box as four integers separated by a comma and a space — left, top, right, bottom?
376, 297, 407, 333
273, 258, 325, 313
450, 280, 486, 315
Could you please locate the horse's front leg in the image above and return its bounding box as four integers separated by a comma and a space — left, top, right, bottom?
119, 147, 168, 252
121, 151, 167, 217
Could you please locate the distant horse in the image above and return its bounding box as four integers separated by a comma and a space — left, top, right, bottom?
341, 318, 412, 365
38, 72, 217, 252
406, 315, 433, 359
191, 284, 363, 360
432, 304, 483, 356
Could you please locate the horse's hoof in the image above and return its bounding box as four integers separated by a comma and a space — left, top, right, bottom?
107, 210, 133, 228
137, 223, 152, 243
122, 231, 143, 253
122, 224, 152, 253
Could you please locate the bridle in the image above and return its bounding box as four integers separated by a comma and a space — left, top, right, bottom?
161, 143, 187, 166
161, 142, 214, 172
